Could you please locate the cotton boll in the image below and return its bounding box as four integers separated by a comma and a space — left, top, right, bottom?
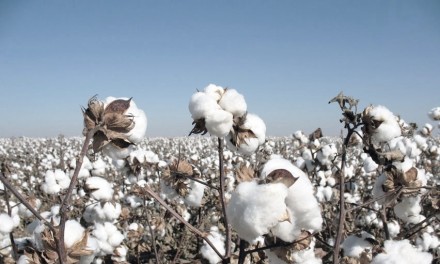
290, 240, 322, 264
92, 158, 107, 176
218, 88, 247, 117
112, 245, 128, 262
0, 213, 15, 234
270, 208, 301, 242
85, 177, 114, 201
341, 231, 375, 257
80, 236, 99, 264
205, 109, 233, 137
226, 113, 266, 155
394, 196, 423, 224
416, 232, 440, 252
387, 220, 400, 238
102, 143, 136, 161
317, 144, 337, 167
103, 97, 147, 144
184, 180, 206, 207
371, 239, 433, 264
54, 169, 70, 189
200, 226, 225, 264
189, 92, 220, 120
103, 202, 122, 221
108, 230, 125, 248
64, 220, 85, 248
428, 107, 440, 121
261, 157, 323, 233
363, 156, 378, 173
226, 181, 289, 242
203, 83, 225, 102
366, 105, 401, 143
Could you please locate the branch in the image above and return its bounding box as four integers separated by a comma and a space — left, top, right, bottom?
58, 126, 98, 262
218, 137, 231, 260
142, 185, 224, 260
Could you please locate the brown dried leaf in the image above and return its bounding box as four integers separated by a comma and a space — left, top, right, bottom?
110, 138, 133, 149
293, 230, 312, 251
103, 112, 134, 134
92, 130, 109, 153
189, 118, 208, 136
266, 169, 298, 188
235, 165, 255, 183
171, 160, 194, 176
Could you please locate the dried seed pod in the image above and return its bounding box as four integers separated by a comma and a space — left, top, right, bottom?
266, 169, 298, 188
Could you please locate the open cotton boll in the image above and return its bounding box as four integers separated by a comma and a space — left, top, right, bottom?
428, 107, 440, 121
102, 143, 136, 161
290, 240, 322, 264
317, 144, 337, 167
364, 156, 378, 173
103, 97, 147, 144
92, 158, 107, 176
225, 113, 266, 155
204, 83, 225, 102
184, 180, 206, 207
218, 89, 247, 117
372, 239, 432, 264
387, 220, 400, 238
64, 220, 85, 248
367, 105, 401, 143
205, 109, 234, 137
261, 157, 323, 233
41, 170, 62, 195
80, 236, 99, 264
226, 181, 289, 243
394, 196, 424, 224
341, 231, 375, 257
0, 213, 15, 234
86, 177, 114, 201
416, 232, 440, 252
54, 169, 70, 189
189, 92, 220, 120
270, 208, 301, 242
200, 226, 225, 264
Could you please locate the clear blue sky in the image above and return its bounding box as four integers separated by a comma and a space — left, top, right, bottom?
1, 0, 439, 138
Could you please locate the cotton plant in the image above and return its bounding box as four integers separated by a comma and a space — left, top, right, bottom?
188, 84, 266, 155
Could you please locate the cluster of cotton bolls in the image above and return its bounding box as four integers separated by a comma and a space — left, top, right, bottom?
227, 156, 323, 262
189, 84, 266, 155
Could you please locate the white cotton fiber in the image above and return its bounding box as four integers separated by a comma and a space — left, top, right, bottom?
317, 144, 337, 167
205, 109, 234, 137
218, 88, 247, 117
102, 143, 136, 161
103, 97, 147, 144
367, 105, 401, 143
341, 231, 375, 257
363, 156, 378, 173
204, 84, 225, 102
261, 157, 323, 233
184, 180, 206, 207
394, 196, 424, 224
86, 176, 114, 201
64, 220, 85, 248
200, 226, 225, 264
387, 220, 400, 238
225, 113, 266, 155
428, 107, 440, 121
189, 92, 220, 120
226, 181, 289, 242
0, 213, 15, 234
372, 239, 433, 264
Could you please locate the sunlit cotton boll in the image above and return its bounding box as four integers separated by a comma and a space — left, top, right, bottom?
189, 92, 221, 120
41, 169, 70, 195
394, 196, 425, 224
0, 213, 16, 234
226, 113, 266, 155
218, 88, 247, 117
200, 226, 225, 264
341, 231, 375, 258
85, 177, 114, 201
261, 157, 323, 235
371, 239, 433, 264
203, 83, 225, 102
428, 107, 440, 121
205, 109, 234, 137
64, 220, 85, 248
366, 105, 401, 143
184, 180, 206, 207
226, 181, 289, 243
103, 97, 147, 144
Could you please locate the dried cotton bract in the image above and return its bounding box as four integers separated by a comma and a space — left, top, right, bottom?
82, 96, 147, 160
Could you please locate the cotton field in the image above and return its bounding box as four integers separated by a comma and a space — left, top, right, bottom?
0, 87, 439, 264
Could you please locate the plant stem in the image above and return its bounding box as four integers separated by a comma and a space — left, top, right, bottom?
333, 129, 353, 264
59, 127, 97, 262
143, 185, 224, 260
0, 172, 61, 261
217, 138, 231, 260
1, 176, 18, 259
